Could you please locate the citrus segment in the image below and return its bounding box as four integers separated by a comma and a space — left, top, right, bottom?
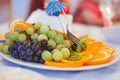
9, 18, 25, 31
85, 46, 113, 65
12, 22, 28, 32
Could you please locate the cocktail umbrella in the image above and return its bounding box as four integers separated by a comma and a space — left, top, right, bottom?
45, 0, 65, 32
45, 0, 80, 44
45, 0, 65, 16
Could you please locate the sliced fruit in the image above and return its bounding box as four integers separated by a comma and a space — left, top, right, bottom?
62, 53, 93, 64
10, 22, 28, 32
45, 61, 83, 67
9, 18, 25, 31
85, 45, 114, 65
26, 23, 34, 28
45, 52, 93, 67
88, 36, 96, 43
0, 33, 4, 38
88, 42, 103, 49
68, 53, 82, 61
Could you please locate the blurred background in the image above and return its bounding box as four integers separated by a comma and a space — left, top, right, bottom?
0, 0, 120, 43
0, 0, 81, 23
0, 0, 120, 26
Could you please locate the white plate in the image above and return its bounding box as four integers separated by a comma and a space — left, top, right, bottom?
0, 67, 47, 80
0, 48, 120, 71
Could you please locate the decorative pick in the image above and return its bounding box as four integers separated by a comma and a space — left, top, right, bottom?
45, 0, 80, 44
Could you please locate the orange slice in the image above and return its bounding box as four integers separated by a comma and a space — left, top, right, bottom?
88, 36, 96, 43
9, 18, 25, 31
11, 22, 28, 32
85, 45, 114, 65
88, 42, 103, 50
45, 54, 93, 67
45, 61, 83, 67
0, 33, 4, 38
26, 23, 34, 28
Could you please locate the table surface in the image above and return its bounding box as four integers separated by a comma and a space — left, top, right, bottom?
0, 23, 120, 80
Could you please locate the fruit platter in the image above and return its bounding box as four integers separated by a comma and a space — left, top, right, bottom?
0, 18, 120, 71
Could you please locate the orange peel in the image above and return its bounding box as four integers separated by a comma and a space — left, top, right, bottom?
9, 18, 25, 31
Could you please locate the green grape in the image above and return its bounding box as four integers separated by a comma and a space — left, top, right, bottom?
3, 45, 9, 54
26, 27, 34, 35
37, 34, 48, 41
18, 34, 26, 42
5, 39, 14, 46
15, 27, 22, 32
48, 39, 56, 48
31, 33, 38, 40
52, 49, 59, 54
10, 32, 19, 41
35, 22, 42, 30
39, 25, 50, 34
0, 43, 5, 51
81, 35, 89, 49
61, 48, 70, 59
77, 35, 89, 52
62, 40, 71, 48
53, 50, 63, 62
5, 32, 11, 39
56, 44, 65, 50
76, 46, 82, 52
55, 34, 64, 44
68, 54, 82, 61
42, 51, 52, 61
48, 30, 56, 39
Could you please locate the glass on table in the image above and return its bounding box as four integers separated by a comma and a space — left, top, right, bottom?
99, 0, 120, 27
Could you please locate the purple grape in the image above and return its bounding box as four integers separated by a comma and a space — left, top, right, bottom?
47, 45, 54, 52
35, 50, 42, 57
19, 54, 27, 60
34, 45, 40, 52
14, 42, 20, 49
20, 50, 26, 56
12, 50, 19, 59
17, 45, 23, 53
33, 56, 39, 63
40, 39, 47, 47
39, 58, 45, 64
8, 46, 14, 54
23, 44, 29, 50
32, 45, 36, 51
26, 49, 34, 56
72, 43, 77, 51
32, 41, 38, 46
25, 56, 33, 62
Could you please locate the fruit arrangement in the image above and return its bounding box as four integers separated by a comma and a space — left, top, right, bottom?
0, 18, 115, 67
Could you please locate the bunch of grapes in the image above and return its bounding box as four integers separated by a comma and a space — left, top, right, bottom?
0, 21, 88, 64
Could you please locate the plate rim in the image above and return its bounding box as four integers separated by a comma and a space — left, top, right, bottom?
0, 48, 120, 71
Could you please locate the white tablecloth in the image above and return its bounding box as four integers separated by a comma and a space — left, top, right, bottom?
0, 23, 120, 80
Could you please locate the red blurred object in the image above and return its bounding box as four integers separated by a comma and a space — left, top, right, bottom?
59, 0, 70, 14
28, 0, 45, 16
74, 0, 102, 23
28, 0, 70, 17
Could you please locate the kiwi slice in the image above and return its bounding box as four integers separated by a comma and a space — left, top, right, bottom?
68, 53, 82, 61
